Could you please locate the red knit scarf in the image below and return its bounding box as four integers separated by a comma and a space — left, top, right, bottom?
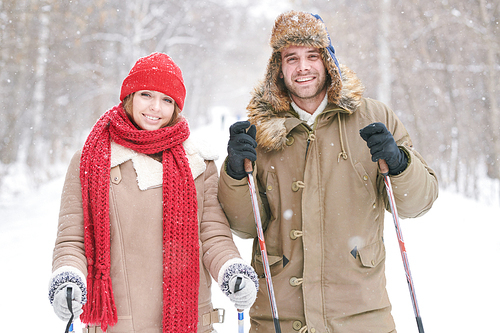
80, 104, 199, 332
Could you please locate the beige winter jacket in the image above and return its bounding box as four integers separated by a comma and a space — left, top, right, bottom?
218, 67, 438, 333
52, 137, 241, 333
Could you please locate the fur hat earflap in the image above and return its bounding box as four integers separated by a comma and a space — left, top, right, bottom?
262, 10, 343, 112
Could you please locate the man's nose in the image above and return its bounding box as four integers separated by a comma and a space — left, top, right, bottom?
297, 58, 311, 72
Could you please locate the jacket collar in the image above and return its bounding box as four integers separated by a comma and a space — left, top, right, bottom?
110, 136, 217, 190
247, 65, 365, 151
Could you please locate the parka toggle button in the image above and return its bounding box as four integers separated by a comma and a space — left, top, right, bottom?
292, 180, 305, 192
289, 277, 303, 286
298, 326, 309, 333
290, 229, 303, 240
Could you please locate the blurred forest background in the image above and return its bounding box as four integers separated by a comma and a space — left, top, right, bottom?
1, 0, 499, 203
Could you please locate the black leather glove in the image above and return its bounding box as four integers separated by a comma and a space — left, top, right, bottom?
359, 122, 408, 175
226, 121, 257, 180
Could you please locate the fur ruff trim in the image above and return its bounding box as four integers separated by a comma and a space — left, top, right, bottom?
110, 135, 217, 190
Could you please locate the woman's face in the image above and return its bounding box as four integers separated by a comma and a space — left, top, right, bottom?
131, 90, 176, 131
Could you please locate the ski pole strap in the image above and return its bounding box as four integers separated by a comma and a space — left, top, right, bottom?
234, 276, 243, 293
65, 287, 74, 333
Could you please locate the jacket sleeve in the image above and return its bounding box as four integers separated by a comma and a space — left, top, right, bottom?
52, 151, 88, 276
373, 99, 439, 219
218, 157, 264, 239
387, 145, 439, 218
200, 160, 243, 279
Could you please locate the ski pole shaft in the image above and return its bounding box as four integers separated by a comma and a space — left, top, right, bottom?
244, 158, 282, 333
237, 311, 244, 333
379, 159, 425, 333
234, 277, 244, 333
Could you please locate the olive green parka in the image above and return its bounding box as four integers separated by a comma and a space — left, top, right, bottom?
218, 63, 438, 333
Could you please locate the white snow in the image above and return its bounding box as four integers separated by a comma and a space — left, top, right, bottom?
0, 113, 498, 332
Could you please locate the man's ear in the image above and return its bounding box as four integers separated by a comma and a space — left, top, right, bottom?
279, 71, 283, 79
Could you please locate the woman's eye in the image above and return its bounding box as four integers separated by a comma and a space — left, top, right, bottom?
164, 98, 173, 103
141, 92, 151, 97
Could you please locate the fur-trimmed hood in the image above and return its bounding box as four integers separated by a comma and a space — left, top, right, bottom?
246, 10, 365, 152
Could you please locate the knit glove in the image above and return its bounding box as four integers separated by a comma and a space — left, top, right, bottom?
52, 282, 84, 321
219, 259, 259, 309
48, 267, 87, 322
359, 122, 408, 175
226, 121, 257, 180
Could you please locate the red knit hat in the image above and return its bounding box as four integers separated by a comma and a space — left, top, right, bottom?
120, 52, 186, 110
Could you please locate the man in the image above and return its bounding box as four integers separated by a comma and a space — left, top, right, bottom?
218, 10, 438, 333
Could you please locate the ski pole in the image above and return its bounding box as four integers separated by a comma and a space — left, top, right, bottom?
234, 276, 244, 333
244, 158, 282, 333
379, 159, 425, 333
65, 287, 75, 333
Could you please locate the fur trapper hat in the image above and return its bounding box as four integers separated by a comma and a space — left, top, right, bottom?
262, 10, 343, 112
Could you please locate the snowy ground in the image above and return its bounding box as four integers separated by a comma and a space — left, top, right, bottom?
1, 114, 499, 332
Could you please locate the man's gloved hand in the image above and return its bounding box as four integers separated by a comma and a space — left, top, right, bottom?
52, 282, 84, 321
359, 122, 408, 175
228, 274, 258, 310
226, 121, 257, 180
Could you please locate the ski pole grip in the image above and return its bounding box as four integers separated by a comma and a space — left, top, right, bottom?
244, 158, 253, 174
378, 159, 389, 176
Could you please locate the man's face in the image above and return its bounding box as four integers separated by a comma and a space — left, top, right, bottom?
280, 45, 328, 110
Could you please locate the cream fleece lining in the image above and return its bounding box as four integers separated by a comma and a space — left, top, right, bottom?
110, 135, 218, 190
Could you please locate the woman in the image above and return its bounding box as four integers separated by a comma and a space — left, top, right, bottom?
48, 52, 258, 333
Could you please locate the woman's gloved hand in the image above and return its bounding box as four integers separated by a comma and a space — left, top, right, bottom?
48, 267, 87, 322
52, 282, 84, 321
219, 259, 259, 309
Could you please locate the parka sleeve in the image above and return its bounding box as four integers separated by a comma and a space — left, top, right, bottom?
385, 145, 439, 218
52, 151, 87, 276
218, 158, 263, 239
200, 160, 243, 279
371, 99, 439, 218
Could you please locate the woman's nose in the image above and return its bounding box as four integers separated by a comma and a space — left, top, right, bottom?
150, 97, 161, 110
